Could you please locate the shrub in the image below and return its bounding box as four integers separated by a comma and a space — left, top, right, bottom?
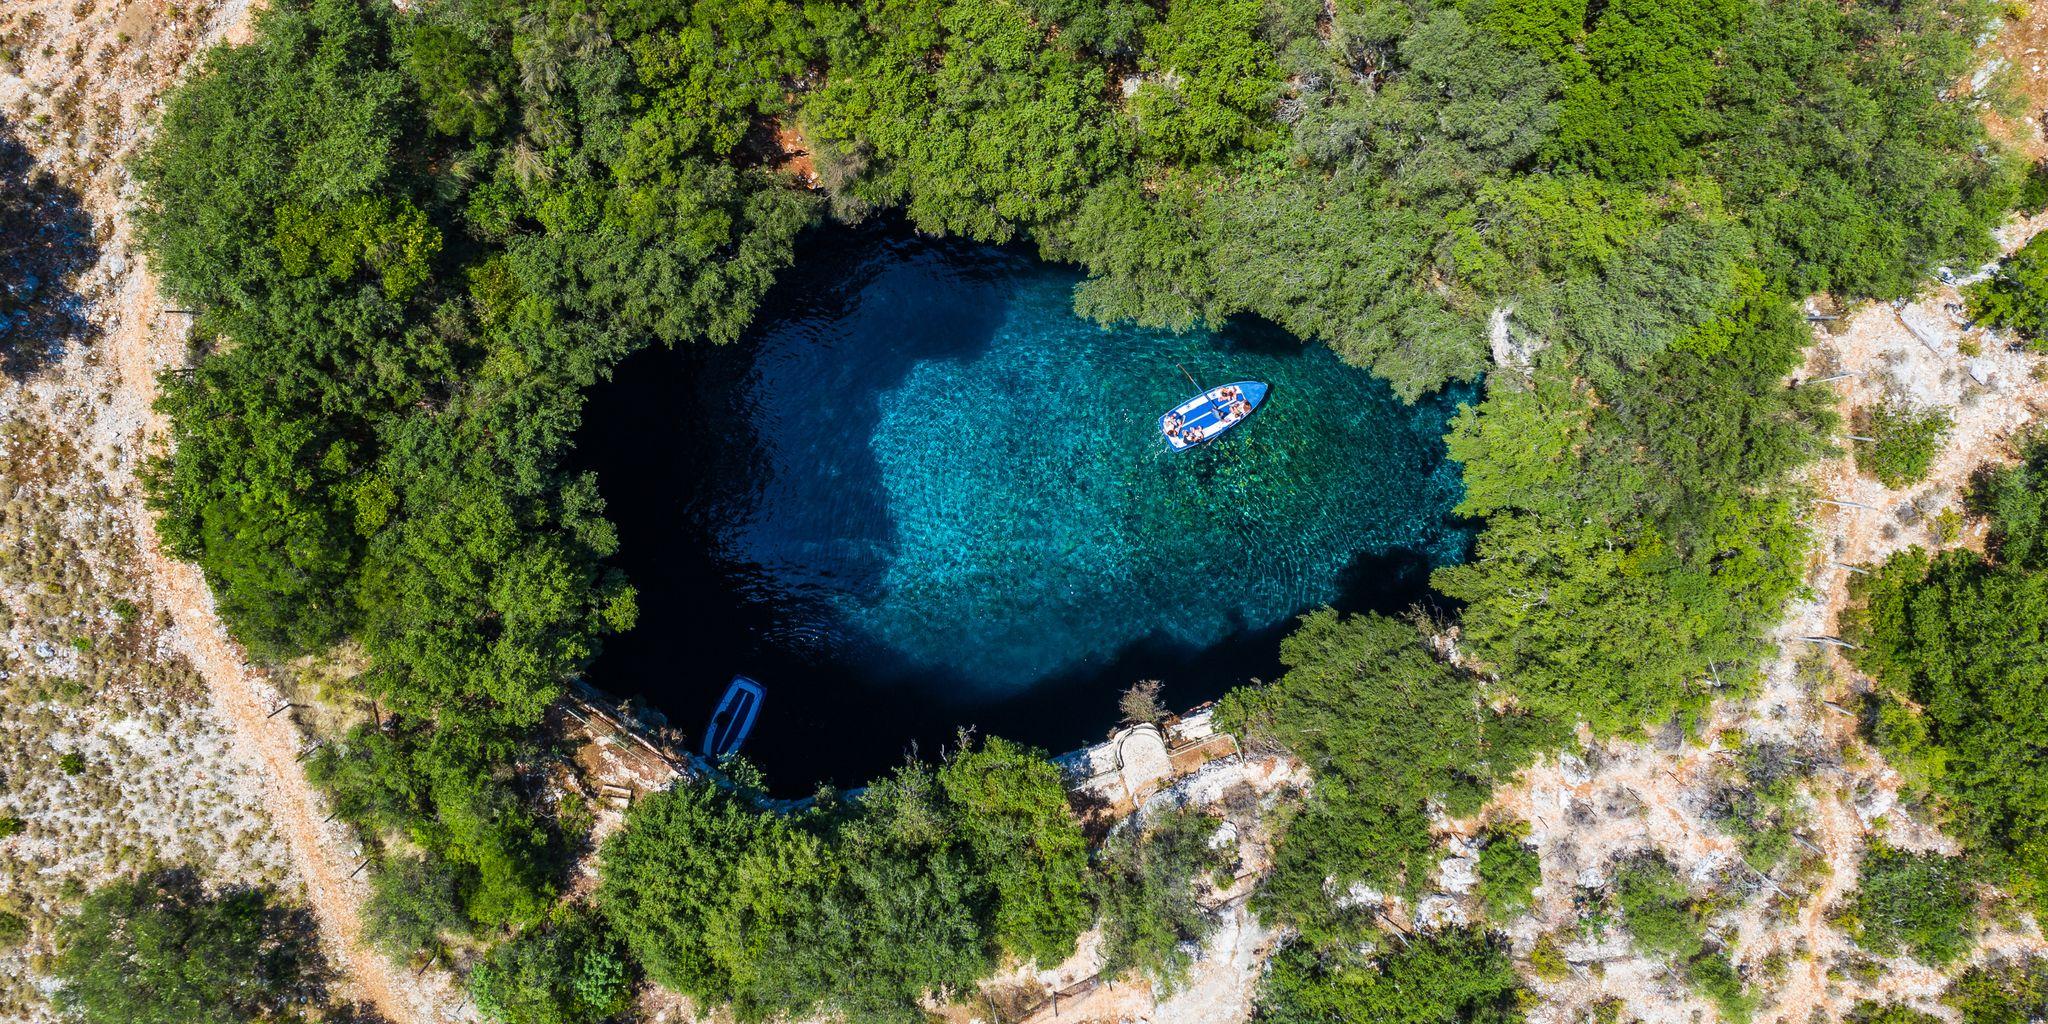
1252, 926, 1525, 1024
1850, 844, 1976, 965
0, 816, 24, 838
363, 853, 473, 959
1858, 403, 1950, 488
52, 868, 326, 1024
57, 753, 84, 775
0, 910, 26, 945
469, 909, 633, 1024
1476, 822, 1541, 922
1094, 806, 1229, 989
1946, 955, 2048, 1024
1968, 231, 2048, 348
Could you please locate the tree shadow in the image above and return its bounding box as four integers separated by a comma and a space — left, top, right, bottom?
0, 114, 101, 378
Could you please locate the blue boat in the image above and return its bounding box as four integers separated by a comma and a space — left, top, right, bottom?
1160, 381, 1267, 451
701, 675, 764, 760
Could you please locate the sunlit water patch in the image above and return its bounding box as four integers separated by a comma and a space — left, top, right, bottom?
579, 223, 1472, 788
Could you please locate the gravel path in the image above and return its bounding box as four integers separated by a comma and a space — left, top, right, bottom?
2, 0, 464, 1018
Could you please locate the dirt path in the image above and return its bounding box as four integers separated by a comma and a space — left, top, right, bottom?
2, 0, 462, 1018
109, 291, 463, 1024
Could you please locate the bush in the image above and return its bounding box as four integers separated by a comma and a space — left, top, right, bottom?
1850, 844, 1976, 965
1844, 447, 2048, 912
1094, 806, 1229, 989
1948, 956, 2048, 1024
53, 868, 327, 1024
1476, 822, 1542, 922
1252, 926, 1525, 1024
1858, 403, 1951, 488
0, 910, 26, 946
469, 909, 633, 1024
0, 815, 24, 838
1851, 1001, 1942, 1024
1616, 856, 1705, 962
363, 853, 473, 959
1968, 231, 2048, 348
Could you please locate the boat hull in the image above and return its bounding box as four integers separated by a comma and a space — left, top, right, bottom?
702, 675, 764, 760
1160, 381, 1267, 451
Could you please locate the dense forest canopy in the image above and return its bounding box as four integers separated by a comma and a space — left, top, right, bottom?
130, 0, 2029, 1017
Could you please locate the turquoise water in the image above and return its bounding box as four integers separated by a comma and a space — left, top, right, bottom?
581, 225, 1472, 785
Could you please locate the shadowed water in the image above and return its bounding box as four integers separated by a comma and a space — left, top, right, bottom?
580, 223, 1473, 789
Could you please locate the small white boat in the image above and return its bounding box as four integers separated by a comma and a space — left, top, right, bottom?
701, 675, 764, 759
1160, 381, 1267, 451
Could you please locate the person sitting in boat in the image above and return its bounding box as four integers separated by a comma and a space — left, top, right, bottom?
1219, 385, 1241, 402
1163, 412, 1182, 437
1184, 425, 1204, 443
1232, 398, 1252, 418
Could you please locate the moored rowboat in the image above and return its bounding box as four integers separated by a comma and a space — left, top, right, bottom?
702, 675, 764, 759
1159, 381, 1267, 451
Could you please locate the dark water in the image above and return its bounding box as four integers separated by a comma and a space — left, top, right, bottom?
578, 223, 1474, 791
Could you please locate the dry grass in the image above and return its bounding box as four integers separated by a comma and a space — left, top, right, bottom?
0, 415, 289, 1021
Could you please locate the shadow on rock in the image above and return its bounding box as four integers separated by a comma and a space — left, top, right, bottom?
0, 114, 101, 378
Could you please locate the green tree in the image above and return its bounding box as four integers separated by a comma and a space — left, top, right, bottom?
935, 735, 1093, 966
1851, 1003, 1943, 1024
1947, 956, 2048, 1024
1476, 822, 1542, 922
53, 869, 328, 1024
362, 852, 472, 958
803, 0, 1126, 241
1848, 844, 1976, 966
1844, 448, 2048, 912
469, 909, 634, 1024
1130, 0, 1282, 161
1218, 609, 1564, 941
1613, 855, 1752, 1021
1550, 0, 1745, 181
597, 783, 830, 1016
1969, 230, 2048, 348
1253, 925, 1525, 1024
1094, 806, 1230, 988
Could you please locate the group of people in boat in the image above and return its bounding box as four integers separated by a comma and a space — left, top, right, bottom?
1162, 385, 1254, 444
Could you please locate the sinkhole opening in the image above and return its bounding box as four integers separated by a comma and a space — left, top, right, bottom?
576, 221, 1475, 791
